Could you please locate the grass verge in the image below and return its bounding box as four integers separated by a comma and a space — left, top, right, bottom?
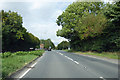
1, 50, 44, 79
65, 49, 119, 59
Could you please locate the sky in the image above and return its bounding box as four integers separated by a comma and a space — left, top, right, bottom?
0, 0, 76, 46
0, 0, 114, 46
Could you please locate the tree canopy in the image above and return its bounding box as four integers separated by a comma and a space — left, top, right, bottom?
57, 41, 70, 50
56, 1, 120, 52
56, 2, 106, 40
40, 39, 55, 49
2, 10, 40, 52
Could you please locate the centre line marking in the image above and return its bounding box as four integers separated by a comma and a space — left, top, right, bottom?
74, 61, 79, 64
64, 55, 79, 65
99, 77, 106, 80
67, 57, 74, 61
65, 56, 67, 58
69, 58, 74, 61
61, 54, 63, 55
67, 57, 71, 60
59, 53, 63, 55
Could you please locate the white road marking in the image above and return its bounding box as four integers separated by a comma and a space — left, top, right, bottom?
61, 53, 63, 55
65, 56, 69, 59
58, 52, 80, 65
31, 62, 37, 67
99, 76, 106, 80
65, 56, 68, 58
67, 57, 72, 60
66, 57, 74, 61
59, 53, 63, 55
74, 61, 79, 64
69, 58, 74, 61
59, 53, 61, 55
19, 62, 37, 78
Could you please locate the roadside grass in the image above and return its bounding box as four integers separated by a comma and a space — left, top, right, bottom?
1, 50, 44, 79
63, 49, 70, 52
2, 55, 37, 78
65, 49, 119, 59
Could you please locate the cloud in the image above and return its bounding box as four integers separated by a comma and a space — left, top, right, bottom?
1, 2, 71, 46
30, 1, 49, 10
0, 0, 76, 2
27, 22, 68, 46
0, 2, 4, 10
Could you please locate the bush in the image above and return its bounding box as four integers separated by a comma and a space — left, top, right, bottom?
28, 50, 43, 56
2, 52, 12, 58
14, 51, 28, 55
2, 50, 45, 58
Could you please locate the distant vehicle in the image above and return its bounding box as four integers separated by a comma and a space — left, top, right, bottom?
48, 46, 51, 51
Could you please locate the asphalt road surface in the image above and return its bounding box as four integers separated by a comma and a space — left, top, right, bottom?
16, 50, 118, 79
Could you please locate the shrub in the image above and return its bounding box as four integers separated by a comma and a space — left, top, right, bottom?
2, 52, 12, 58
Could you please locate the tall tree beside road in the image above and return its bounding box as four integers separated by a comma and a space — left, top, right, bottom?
56, 2, 105, 40
103, 1, 120, 51
56, 2, 107, 51
56, 2, 120, 52
2, 10, 40, 52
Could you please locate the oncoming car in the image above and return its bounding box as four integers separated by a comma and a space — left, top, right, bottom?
48, 46, 51, 51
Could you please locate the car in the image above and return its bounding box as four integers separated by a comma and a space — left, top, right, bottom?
48, 48, 51, 51
48, 46, 51, 51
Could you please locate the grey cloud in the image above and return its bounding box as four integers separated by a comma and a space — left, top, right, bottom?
1, 2, 71, 45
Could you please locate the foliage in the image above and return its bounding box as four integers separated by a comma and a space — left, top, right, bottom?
1, 10, 40, 52
103, 1, 120, 51
57, 41, 69, 50
40, 39, 55, 49
56, 2, 105, 40
76, 13, 107, 39
2, 52, 12, 58
2, 50, 44, 58
2, 55, 37, 78
2, 50, 44, 78
56, 1, 120, 52
76, 51, 119, 59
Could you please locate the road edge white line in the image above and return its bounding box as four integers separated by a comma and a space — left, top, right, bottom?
19, 62, 37, 78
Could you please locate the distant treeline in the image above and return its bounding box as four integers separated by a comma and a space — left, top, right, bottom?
56, 2, 120, 52
40, 39, 55, 49
1, 10, 40, 52
57, 41, 69, 50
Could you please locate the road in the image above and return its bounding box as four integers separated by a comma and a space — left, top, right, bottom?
14, 50, 119, 79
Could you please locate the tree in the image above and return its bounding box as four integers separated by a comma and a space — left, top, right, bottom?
56, 2, 107, 51
40, 39, 55, 49
24, 32, 40, 50
57, 41, 69, 50
103, 1, 120, 51
2, 10, 25, 51
2, 10, 40, 52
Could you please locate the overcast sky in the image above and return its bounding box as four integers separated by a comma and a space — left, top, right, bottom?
0, 0, 113, 46
0, 0, 76, 46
